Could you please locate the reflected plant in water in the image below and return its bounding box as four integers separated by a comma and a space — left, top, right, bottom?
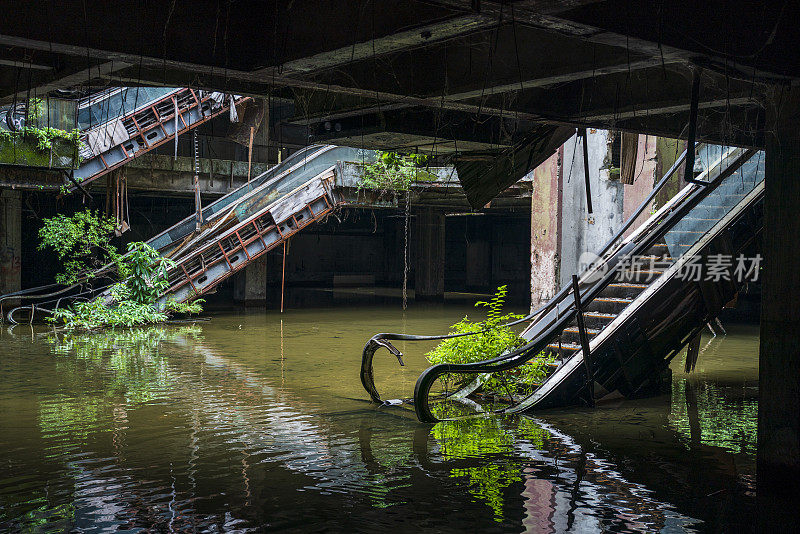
431, 414, 549, 521
669, 377, 757, 455
45, 325, 203, 410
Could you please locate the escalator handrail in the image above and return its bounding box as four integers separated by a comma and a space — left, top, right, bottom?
360, 144, 697, 404
412, 147, 758, 422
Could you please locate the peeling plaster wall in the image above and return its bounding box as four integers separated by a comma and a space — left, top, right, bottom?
530, 149, 561, 307
622, 135, 658, 239
559, 130, 625, 287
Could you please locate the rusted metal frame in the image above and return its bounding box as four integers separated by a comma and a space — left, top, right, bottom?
274, 216, 286, 240
179, 264, 199, 294
163, 173, 338, 300
282, 218, 299, 237
150, 103, 162, 122
572, 274, 595, 407
218, 242, 233, 270
252, 220, 268, 250
97, 152, 110, 172
234, 231, 251, 260
173, 95, 189, 129
169, 203, 338, 299
188, 88, 201, 109
77, 96, 252, 188
130, 115, 149, 148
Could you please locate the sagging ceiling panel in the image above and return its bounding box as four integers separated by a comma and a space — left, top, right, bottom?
456, 125, 574, 210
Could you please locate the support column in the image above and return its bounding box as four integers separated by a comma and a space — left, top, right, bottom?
0, 190, 21, 304
233, 255, 268, 305
466, 218, 490, 289
413, 209, 445, 301
530, 148, 562, 308
759, 86, 800, 494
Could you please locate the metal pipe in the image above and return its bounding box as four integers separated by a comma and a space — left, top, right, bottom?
281, 240, 287, 313
580, 128, 593, 214
572, 274, 594, 407
684, 68, 708, 186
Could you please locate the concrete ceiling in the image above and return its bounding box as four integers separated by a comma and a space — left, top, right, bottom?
0, 1, 790, 153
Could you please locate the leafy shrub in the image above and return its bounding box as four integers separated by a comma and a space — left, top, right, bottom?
39, 210, 203, 330
38, 209, 122, 285
358, 150, 430, 192
426, 285, 554, 397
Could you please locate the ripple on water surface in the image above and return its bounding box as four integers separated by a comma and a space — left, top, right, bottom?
0, 311, 761, 532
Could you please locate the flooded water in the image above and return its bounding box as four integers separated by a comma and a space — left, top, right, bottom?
0, 297, 763, 532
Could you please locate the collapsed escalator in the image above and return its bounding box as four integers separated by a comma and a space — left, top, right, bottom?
1, 144, 374, 321
361, 145, 764, 422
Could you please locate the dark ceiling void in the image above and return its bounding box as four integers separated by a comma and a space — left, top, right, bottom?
0, 0, 790, 196
559, 0, 800, 81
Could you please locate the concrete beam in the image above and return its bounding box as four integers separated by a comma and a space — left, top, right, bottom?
0, 60, 128, 103
261, 14, 496, 76
106, 154, 272, 197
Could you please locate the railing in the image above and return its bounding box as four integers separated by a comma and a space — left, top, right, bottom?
71, 89, 246, 188
359, 144, 758, 422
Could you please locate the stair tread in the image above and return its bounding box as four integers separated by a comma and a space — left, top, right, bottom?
607, 282, 648, 288
562, 327, 601, 335
547, 342, 581, 350
638, 254, 674, 261
584, 311, 617, 318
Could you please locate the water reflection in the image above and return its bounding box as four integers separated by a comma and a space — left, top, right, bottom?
0, 313, 759, 532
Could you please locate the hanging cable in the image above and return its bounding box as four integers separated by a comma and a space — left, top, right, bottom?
402, 191, 411, 310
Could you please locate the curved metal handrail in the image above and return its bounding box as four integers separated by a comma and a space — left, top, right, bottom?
359, 144, 699, 405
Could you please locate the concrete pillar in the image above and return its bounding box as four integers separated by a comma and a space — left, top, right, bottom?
758, 86, 800, 494
466, 217, 491, 289
559, 130, 625, 287
530, 149, 562, 308
413, 209, 445, 301
0, 190, 21, 303
233, 255, 268, 305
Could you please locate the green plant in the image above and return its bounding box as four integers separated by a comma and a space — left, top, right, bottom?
38, 209, 121, 285
358, 150, 431, 192
0, 98, 85, 165
39, 210, 203, 329
426, 286, 554, 398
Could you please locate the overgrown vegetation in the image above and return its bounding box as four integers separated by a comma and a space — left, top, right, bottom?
38, 209, 122, 285
426, 285, 555, 398
358, 150, 431, 192
0, 98, 83, 167
39, 210, 202, 330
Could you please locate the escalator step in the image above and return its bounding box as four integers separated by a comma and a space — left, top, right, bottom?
617, 269, 664, 283
560, 327, 601, 345
586, 297, 634, 314
603, 283, 649, 298
582, 312, 617, 329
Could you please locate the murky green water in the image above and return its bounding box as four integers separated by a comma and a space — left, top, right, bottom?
0, 299, 761, 532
